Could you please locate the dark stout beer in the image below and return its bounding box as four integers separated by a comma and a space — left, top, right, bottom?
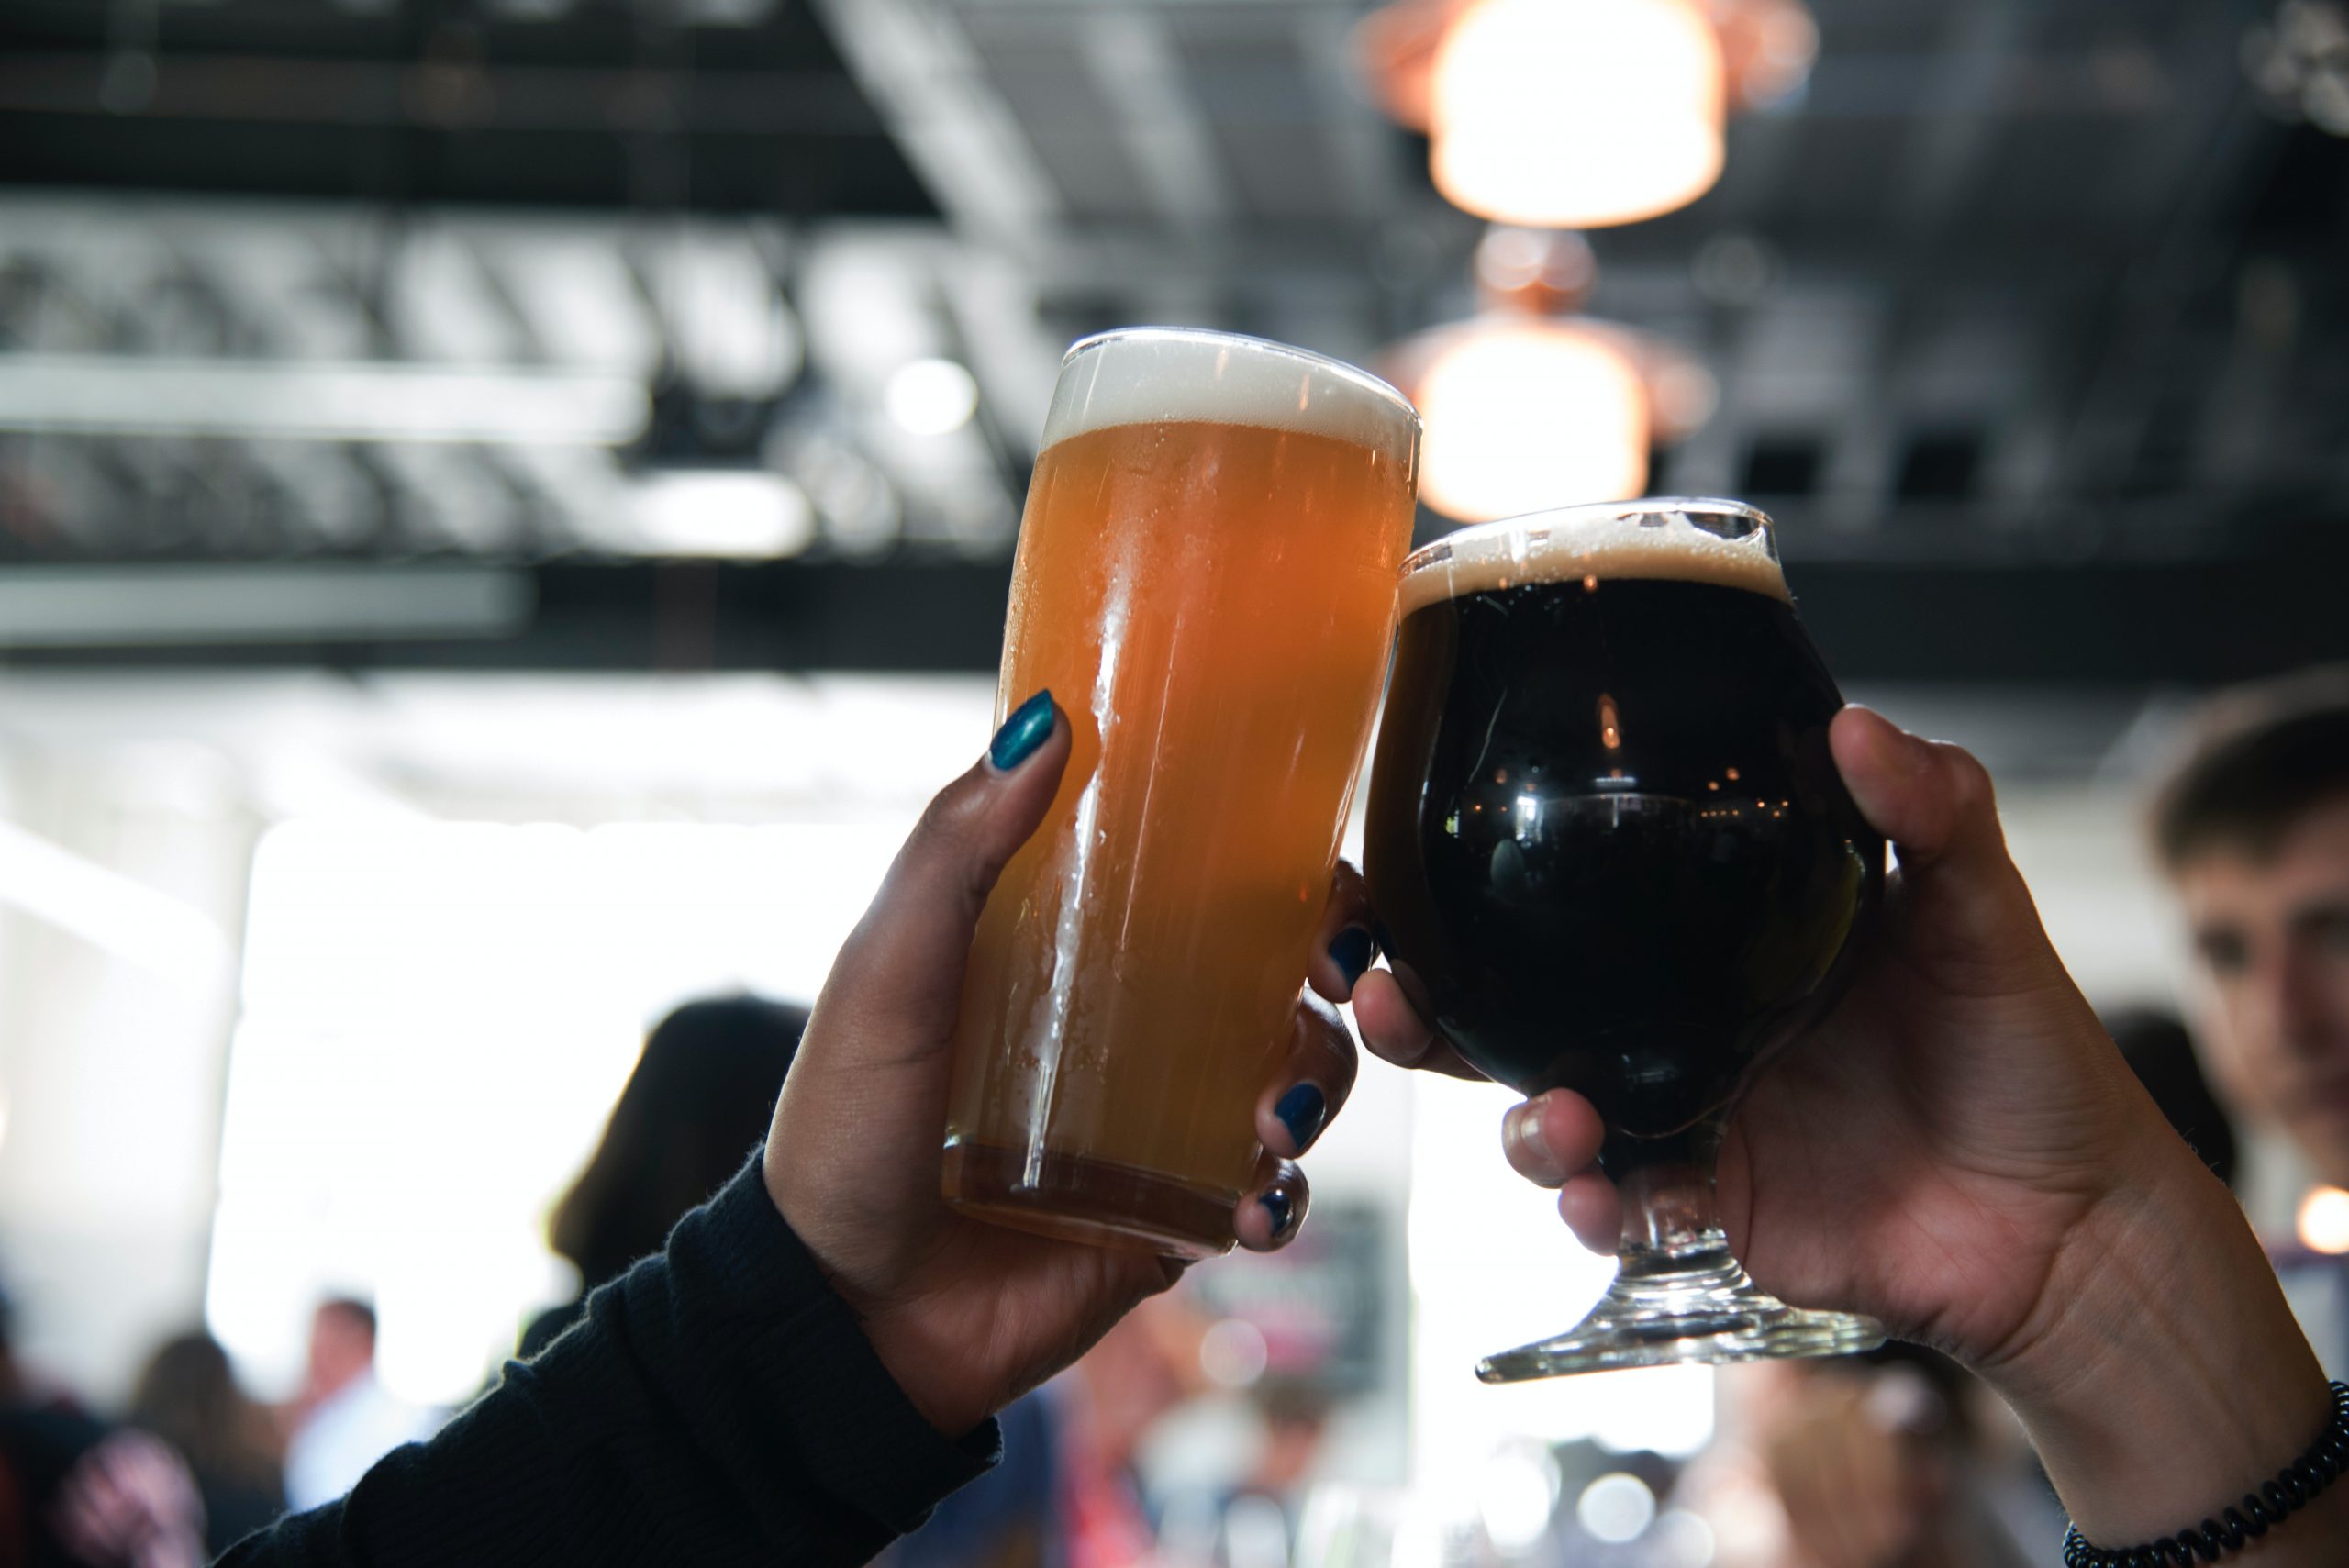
1365, 513, 1882, 1151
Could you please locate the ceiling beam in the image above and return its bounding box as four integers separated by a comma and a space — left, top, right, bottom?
808, 0, 1063, 247
7, 544, 2343, 685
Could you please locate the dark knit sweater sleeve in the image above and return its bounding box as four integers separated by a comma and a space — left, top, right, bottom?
219, 1159, 1000, 1567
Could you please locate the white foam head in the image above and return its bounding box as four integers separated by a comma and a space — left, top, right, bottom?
1399, 498, 1791, 616
1040, 328, 1420, 462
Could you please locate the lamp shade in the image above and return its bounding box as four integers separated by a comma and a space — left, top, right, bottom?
1431, 0, 1726, 228
1410, 317, 1651, 522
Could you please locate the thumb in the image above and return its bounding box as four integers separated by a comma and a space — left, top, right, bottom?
808, 689, 1070, 1059
1830, 705, 2052, 969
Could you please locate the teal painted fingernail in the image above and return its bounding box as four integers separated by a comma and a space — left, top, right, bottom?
1259, 1189, 1296, 1240
988, 690, 1054, 772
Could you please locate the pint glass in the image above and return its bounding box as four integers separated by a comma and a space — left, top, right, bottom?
942, 328, 1421, 1259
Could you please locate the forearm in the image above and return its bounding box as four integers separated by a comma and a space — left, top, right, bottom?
222, 1342, 784, 1568
1986, 1148, 2343, 1558
220, 1162, 996, 1568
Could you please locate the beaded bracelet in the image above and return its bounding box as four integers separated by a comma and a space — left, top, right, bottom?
2061, 1381, 2349, 1567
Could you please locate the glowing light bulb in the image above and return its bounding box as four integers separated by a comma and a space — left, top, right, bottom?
1431, 0, 1726, 228
1415, 319, 1650, 522
2298, 1185, 2349, 1255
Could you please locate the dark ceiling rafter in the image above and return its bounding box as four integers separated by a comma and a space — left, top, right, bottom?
1, 0, 2346, 687
0, 0, 939, 215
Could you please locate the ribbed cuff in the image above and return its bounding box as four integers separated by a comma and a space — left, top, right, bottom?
640, 1159, 1002, 1538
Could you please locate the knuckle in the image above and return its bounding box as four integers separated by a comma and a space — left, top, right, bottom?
1935, 742, 1998, 813
912, 769, 989, 851
907, 767, 1017, 917
1308, 1000, 1358, 1069
1326, 1026, 1360, 1084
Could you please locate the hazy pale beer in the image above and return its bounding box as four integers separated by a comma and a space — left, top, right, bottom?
942, 328, 1420, 1258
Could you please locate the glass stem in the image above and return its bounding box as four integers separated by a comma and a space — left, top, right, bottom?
1613, 1118, 1734, 1281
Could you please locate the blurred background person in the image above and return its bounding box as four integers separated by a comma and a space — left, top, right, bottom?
1684, 1348, 2033, 1568
46, 1432, 206, 1568
527, 994, 808, 1358
279, 1299, 433, 1515
891, 1293, 1211, 1568
1226, 1384, 1333, 1529
891, 1203, 1375, 1568
2104, 1008, 2241, 1192
2151, 668, 2349, 1373
2, 1275, 206, 1568
126, 1331, 285, 1556
886, 1388, 1064, 1568
0, 1268, 117, 1566
1200, 1383, 1335, 1568
2153, 668, 2349, 1195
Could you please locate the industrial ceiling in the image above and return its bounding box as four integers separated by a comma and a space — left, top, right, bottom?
0, 0, 2343, 680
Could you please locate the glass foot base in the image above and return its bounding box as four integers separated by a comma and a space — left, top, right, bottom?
1477, 1250, 1885, 1382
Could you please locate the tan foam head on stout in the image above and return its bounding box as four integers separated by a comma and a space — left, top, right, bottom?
1041, 328, 1420, 462
1399, 499, 1791, 617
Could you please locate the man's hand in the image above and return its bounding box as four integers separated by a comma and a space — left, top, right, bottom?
1357, 706, 2339, 1549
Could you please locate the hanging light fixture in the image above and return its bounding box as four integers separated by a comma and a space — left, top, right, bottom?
1385, 228, 1716, 522
1358, 0, 1818, 228
1408, 319, 1652, 520
1432, 0, 1724, 228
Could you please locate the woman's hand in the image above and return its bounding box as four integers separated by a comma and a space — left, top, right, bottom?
762, 695, 1367, 1440
1356, 706, 2339, 1548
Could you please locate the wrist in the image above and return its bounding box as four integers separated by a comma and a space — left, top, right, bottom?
852, 1304, 997, 1441
1978, 1135, 2332, 1541
761, 1145, 996, 1441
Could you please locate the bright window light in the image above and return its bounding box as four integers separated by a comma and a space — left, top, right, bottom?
0, 817, 233, 989
206, 816, 912, 1406
1407, 1072, 1715, 1485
